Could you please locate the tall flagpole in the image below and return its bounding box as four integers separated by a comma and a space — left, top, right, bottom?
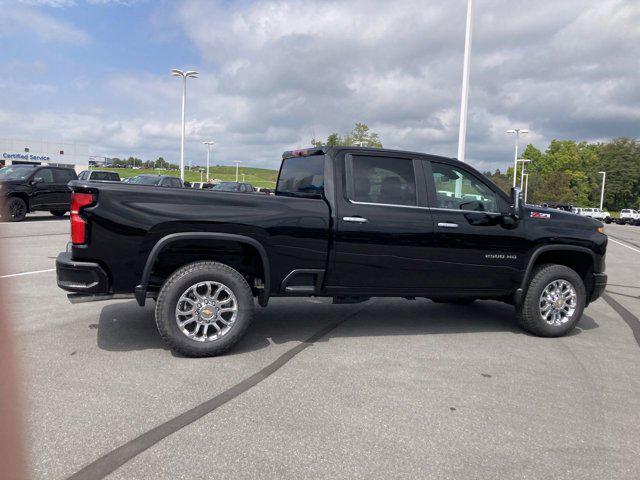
457, 0, 473, 162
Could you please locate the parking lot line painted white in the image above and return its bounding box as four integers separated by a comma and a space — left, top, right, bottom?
0, 219, 68, 225
0, 268, 56, 279
609, 238, 640, 255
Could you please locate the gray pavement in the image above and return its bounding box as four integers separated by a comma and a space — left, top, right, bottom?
2, 215, 640, 480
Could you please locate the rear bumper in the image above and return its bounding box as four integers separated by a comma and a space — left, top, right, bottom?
56, 252, 109, 294
590, 272, 607, 302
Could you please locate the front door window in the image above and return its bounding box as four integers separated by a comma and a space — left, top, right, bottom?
431, 162, 498, 213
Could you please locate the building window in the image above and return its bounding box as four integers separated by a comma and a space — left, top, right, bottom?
24, 147, 29, 152
59, 150, 64, 155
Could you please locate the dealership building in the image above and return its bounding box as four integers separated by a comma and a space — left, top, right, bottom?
1, 137, 90, 174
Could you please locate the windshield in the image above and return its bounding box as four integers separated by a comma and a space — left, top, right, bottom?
0, 165, 36, 180
128, 175, 161, 186
211, 182, 239, 191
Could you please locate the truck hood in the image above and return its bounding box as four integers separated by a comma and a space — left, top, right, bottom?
0, 179, 26, 189
524, 205, 602, 228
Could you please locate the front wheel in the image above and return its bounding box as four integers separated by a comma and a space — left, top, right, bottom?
155, 261, 254, 357
3, 197, 27, 222
516, 264, 585, 337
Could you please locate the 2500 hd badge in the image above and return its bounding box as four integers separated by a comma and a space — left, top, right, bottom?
485, 253, 518, 260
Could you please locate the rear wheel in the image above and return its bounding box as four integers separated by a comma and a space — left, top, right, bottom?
3, 197, 27, 222
50, 210, 67, 217
516, 264, 585, 337
155, 261, 254, 357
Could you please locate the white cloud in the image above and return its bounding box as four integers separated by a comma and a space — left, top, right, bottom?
1, 0, 639, 171
0, 5, 91, 44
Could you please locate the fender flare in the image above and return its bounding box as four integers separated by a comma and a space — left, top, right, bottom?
513, 245, 596, 306
134, 232, 270, 306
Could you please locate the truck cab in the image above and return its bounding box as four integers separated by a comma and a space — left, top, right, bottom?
56, 147, 608, 357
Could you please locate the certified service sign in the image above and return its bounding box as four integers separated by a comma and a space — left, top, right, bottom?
3, 152, 51, 162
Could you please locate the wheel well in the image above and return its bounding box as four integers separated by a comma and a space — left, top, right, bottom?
147, 238, 265, 295
530, 249, 594, 293
7, 193, 30, 212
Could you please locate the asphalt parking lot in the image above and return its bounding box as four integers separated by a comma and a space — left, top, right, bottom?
2, 214, 640, 480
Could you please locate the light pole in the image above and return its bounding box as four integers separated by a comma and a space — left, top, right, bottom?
598, 171, 606, 210
507, 128, 528, 187
242, 173, 245, 182
523, 173, 529, 204
171, 69, 199, 181
517, 158, 531, 190
233, 161, 241, 182
457, 0, 473, 162
202, 141, 214, 182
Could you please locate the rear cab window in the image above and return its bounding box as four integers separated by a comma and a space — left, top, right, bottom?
276, 154, 325, 199
91, 171, 119, 181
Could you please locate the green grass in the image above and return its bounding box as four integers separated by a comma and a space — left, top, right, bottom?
99, 166, 278, 188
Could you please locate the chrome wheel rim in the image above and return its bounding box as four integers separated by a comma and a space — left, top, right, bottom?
539, 279, 577, 326
175, 281, 238, 342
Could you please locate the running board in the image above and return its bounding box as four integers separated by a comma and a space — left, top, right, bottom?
67, 293, 145, 304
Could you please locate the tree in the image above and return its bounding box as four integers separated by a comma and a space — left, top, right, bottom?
489, 137, 640, 211
155, 157, 169, 169
310, 122, 383, 148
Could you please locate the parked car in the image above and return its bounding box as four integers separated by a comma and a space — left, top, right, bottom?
574, 207, 611, 223
57, 146, 607, 357
125, 175, 185, 188
1, 164, 77, 222
210, 181, 256, 193
190, 182, 215, 190
77, 170, 121, 182
618, 209, 640, 225
541, 202, 572, 212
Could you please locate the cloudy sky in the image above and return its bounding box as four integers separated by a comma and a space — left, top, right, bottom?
1, 0, 638, 172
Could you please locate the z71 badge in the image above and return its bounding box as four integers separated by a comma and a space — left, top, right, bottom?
530, 212, 551, 219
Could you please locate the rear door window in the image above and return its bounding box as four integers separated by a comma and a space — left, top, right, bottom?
54, 169, 77, 183
276, 155, 324, 198
348, 155, 416, 206
37, 168, 55, 183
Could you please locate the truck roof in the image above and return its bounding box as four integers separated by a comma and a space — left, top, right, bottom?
283, 145, 457, 164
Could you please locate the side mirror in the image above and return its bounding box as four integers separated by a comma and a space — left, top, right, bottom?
510, 187, 522, 219
31, 177, 44, 185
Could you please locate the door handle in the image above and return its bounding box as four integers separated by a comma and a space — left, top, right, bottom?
343, 216, 368, 223
437, 222, 459, 228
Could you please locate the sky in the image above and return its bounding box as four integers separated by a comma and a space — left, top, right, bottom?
0, 0, 639, 172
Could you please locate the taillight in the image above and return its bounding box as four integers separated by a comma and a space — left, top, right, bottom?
70, 192, 95, 245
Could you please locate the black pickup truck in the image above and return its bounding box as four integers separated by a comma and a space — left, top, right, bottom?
57, 147, 607, 356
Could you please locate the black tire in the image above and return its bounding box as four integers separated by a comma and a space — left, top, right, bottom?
516, 264, 585, 337
3, 197, 27, 222
50, 210, 67, 217
431, 298, 475, 305
155, 261, 254, 357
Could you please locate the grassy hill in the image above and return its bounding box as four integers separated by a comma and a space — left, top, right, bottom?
100, 165, 278, 188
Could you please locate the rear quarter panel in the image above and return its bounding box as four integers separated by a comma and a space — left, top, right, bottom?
70, 183, 330, 293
